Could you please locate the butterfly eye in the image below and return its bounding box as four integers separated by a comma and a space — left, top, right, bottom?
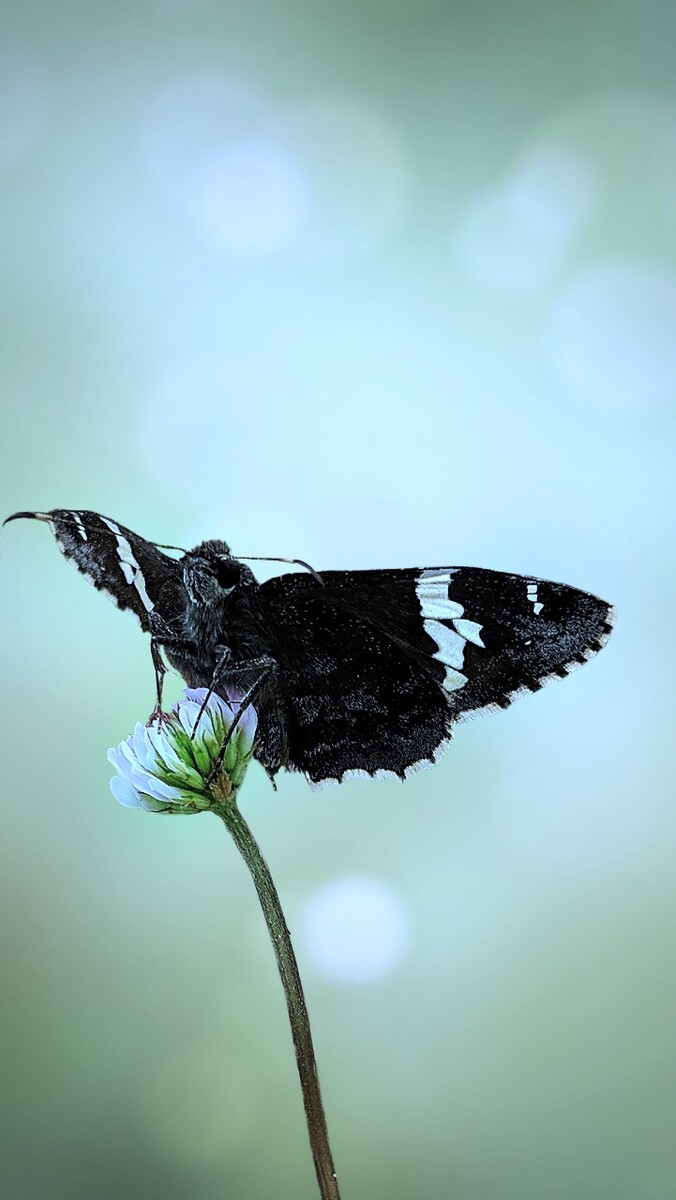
215, 559, 240, 591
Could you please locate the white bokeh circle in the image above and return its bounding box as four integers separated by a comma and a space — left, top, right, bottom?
142, 75, 306, 255
299, 875, 412, 986
143, 80, 409, 259
142, 75, 267, 196
503, 149, 599, 244
455, 149, 599, 295
276, 94, 411, 259
183, 138, 309, 257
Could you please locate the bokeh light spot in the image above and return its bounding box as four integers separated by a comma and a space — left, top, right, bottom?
143, 75, 267, 201
278, 94, 411, 259
300, 876, 411, 986
143, 82, 409, 260
455, 149, 598, 294
503, 149, 599, 244
184, 138, 309, 257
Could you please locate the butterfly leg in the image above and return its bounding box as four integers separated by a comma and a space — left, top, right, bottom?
187, 644, 234, 737
146, 612, 195, 724
148, 636, 169, 725
206, 654, 277, 785
189, 647, 274, 733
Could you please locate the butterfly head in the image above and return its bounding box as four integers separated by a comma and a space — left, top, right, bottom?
182, 540, 242, 604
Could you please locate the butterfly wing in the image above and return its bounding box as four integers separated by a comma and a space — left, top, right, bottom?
260, 569, 452, 784
411, 566, 614, 719
260, 567, 614, 786
16, 509, 185, 632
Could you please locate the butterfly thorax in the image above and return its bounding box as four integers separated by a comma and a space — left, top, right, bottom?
175, 544, 271, 678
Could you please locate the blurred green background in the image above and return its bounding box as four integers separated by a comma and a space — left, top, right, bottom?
1, 1, 675, 1197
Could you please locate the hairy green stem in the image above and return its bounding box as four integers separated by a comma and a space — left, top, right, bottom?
214, 800, 341, 1200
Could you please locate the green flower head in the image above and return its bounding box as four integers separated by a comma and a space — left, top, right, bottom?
108, 689, 257, 813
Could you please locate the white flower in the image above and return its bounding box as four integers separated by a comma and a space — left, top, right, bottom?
108, 689, 257, 813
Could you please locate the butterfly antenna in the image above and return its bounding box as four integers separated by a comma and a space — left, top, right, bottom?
240, 555, 324, 585
151, 541, 187, 554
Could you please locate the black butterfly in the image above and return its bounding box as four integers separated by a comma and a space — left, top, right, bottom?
5, 509, 614, 787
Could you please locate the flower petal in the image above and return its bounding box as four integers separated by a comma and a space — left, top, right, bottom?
235, 700, 258, 744
176, 699, 203, 738
126, 769, 192, 804
107, 743, 130, 774
132, 722, 157, 770
111, 739, 144, 782
110, 775, 144, 808
136, 792, 172, 813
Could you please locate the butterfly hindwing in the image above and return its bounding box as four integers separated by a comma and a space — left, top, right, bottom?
260, 572, 452, 785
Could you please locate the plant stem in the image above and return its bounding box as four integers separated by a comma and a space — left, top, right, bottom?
214, 800, 341, 1200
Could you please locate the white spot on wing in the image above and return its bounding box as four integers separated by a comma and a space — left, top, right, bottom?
416, 569, 490, 693
423, 618, 465, 669
129, 567, 156, 614
526, 581, 543, 616
416, 568, 464, 620
442, 666, 467, 691
70, 511, 88, 541
452, 617, 484, 647
100, 516, 155, 613
100, 516, 124, 542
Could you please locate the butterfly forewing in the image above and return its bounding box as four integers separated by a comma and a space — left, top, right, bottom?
35, 509, 184, 631
406, 566, 615, 719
